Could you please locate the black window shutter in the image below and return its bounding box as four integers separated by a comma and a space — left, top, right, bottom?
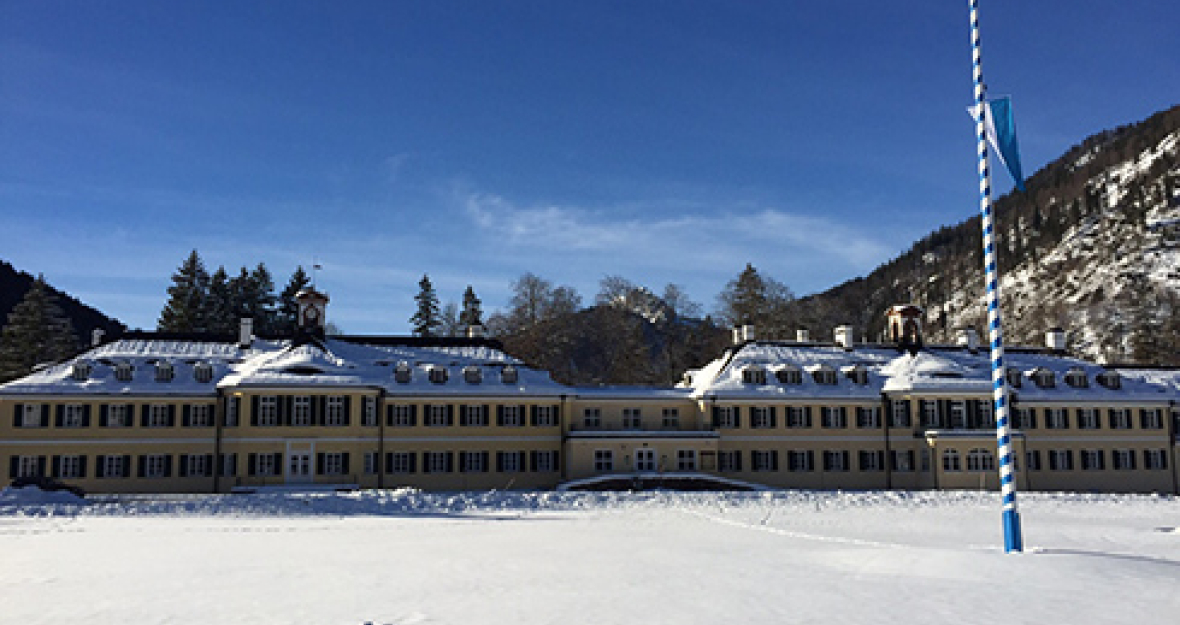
711, 406, 720, 427
54, 404, 64, 427
736, 451, 743, 472
529, 451, 538, 472
496, 452, 504, 472
164, 455, 173, 477
120, 455, 131, 478
446, 405, 454, 426
733, 406, 742, 429
283, 396, 294, 426
409, 453, 417, 474
530, 405, 539, 426
35, 456, 46, 477
82, 405, 91, 427
483, 405, 490, 426
8, 457, 18, 478
204, 454, 214, 477
495, 405, 503, 426
96, 455, 106, 478
343, 397, 351, 426
248, 453, 257, 476
78, 455, 88, 478
884, 400, 894, 424
446, 452, 454, 473
771, 451, 779, 471
410, 405, 418, 426
769, 407, 777, 428
459, 452, 468, 473
13, 403, 23, 427
342, 453, 350, 476
316, 453, 325, 475
179, 455, 189, 477
480, 451, 489, 472
273, 453, 283, 473
386, 405, 394, 426
316, 396, 326, 426
168, 405, 177, 427
250, 396, 259, 426
459, 406, 468, 427
385, 452, 394, 473
183, 405, 192, 427
52, 455, 62, 477
40, 404, 50, 427
138, 455, 147, 478
140, 404, 150, 427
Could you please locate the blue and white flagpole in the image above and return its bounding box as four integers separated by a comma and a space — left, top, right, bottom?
969, 0, 1023, 553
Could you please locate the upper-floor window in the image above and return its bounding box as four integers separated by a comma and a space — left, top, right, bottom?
845, 366, 868, 385
258, 396, 279, 427
1045, 408, 1069, 429
582, 408, 601, 429
1032, 368, 1055, 389
775, 367, 802, 385
1077, 408, 1100, 430
786, 406, 810, 428
812, 366, 837, 385
107, 404, 130, 428
460, 405, 488, 427
390, 405, 415, 427
856, 406, 880, 429
501, 366, 519, 384
62, 404, 86, 428
1140, 408, 1163, 430
890, 400, 911, 427
499, 405, 523, 427
114, 362, 134, 382
1005, 367, 1022, 388
362, 397, 377, 427
155, 362, 174, 383
428, 366, 448, 385
463, 366, 482, 384
714, 406, 738, 429
662, 408, 679, 429
194, 363, 214, 383
1014, 408, 1036, 430
188, 404, 212, 427
741, 366, 767, 385
1064, 368, 1089, 389
1108, 408, 1131, 430
532, 405, 558, 427
293, 396, 313, 426
921, 400, 941, 428
622, 408, 642, 430
71, 362, 91, 381
324, 396, 346, 426
427, 405, 450, 427
750, 407, 774, 429
1096, 371, 1121, 390
821, 406, 847, 429
148, 404, 171, 427
949, 401, 968, 429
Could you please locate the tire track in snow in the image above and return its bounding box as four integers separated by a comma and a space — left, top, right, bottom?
677, 507, 905, 550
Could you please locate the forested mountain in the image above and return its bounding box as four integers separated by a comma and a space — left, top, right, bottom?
784, 104, 1180, 365
0, 260, 125, 344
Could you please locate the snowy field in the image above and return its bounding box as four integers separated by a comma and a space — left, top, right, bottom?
3, 488, 1179, 624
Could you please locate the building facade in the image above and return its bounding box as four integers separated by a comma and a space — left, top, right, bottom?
3, 295, 1178, 494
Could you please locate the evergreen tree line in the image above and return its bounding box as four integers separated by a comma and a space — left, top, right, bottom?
158, 250, 312, 336
0, 275, 80, 382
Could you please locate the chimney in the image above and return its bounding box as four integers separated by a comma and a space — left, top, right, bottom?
796, 329, 810, 342
1045, 327, 1066, 352
834, 325, 854, 350
956, 327, 980, 352
466, 324, 486, 338
91, 328, 105, 348
732, 325, 755, 345
239, 317, 254, 348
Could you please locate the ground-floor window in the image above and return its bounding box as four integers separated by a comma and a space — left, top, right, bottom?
1048, 450, 1073, 471
100, 455, 129, 478
890, 450, 914, 472
363, 452, 379, 475
141, 454, 171, 478
425, 451, 452, 474
13, 455, 44, 478
1080, 449, 1105, 471
677, 450, 696, 471
1112, 449, 1136, 471
54, 455, 84, 478
966, 448, 996, 472
532, 451, 558, 472
942, 449, 961, 472
459, 451, 488, 473
718, 450, 741, 472
823, 450, 850, 472
858, 450, 883, 472
181, 454, 212, 478
1144, 449, 1168, 470
752, 450, 778, 472
387, 452, 416, 474
787, 450, 813, 472
594, 450, 613, 472
1025, 450, 1042, 471
497, 451, 525, 473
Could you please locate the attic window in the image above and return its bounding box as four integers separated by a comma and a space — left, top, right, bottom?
812, 366, 837, 385
1064, 367, 1089, 389
283, 366, 322, 376
845, 366, 868, 385
1005, 367, 1023, 388
775, 367, 802, 385
741, 366, 767, 385
115, 362, 134, 382
71, 362, 92, 382
154, 362, 175, 383
501, 365, 519, 384
1032, 368, 1055, 389
194, 363, 214, 383
428, 366, 448, 385
463, 366, 482, 384
394, 363, 412, 384
1096, 371, 1121, 390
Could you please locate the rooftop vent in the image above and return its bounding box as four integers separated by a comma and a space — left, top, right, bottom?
71, 362, 92, 382
194, 362, 214, 383
1046, 328, 1066, 352
796, 329, 810, 342
239, 317, 254, 349
394, 362, 412, 384
114, 362, 134, 382
91, 328, 105, 348
463, 365, 482, 384
155, 361, 175, 383
834, 325, 855, 350
428, 366, 449, 385
1096, 371, 1121, 390
956, 327, 980, 352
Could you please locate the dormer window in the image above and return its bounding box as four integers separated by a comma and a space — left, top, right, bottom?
71, 362, 92, 381
463, 365, 482, 384
114, 362, 134, 382
1032, 367, 1055, 389
1005, 367, 1022, 388
501, 365, 519, 384
194, 363, 214, 383
844, 365, 868, 385
812, 366, 837, 385
155, 362, 175, 383
1096, 371, 1121, 390
428, 366, 448, 385
775, 366, 802, 385
394, 362, 412, 384
741, 366, 767, 385
1064, 367, 1089, 389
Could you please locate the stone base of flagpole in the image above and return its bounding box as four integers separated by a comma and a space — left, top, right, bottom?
1003, 509, 1024, 553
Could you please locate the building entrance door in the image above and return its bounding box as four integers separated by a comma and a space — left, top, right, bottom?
288, 451, 313, 483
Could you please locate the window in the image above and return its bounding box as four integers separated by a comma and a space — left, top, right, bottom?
1032, 368, 1055, 389
714, 406, 738, 429
154, 362, 174, 382
427, 405, 450, 427
62, 404, 86, 428
856, 407, 880, 429
1064, 368, 1089, 388
921, 400, 941, 428
858, 450, 884, 472
662, 408, 680, 429
187, 404, 212, 427
718, 451, 742, 472
786, 406, 811, 428
532, 451, 558, 473
185, 454, 211, 478
107, 404, 130, 427
821, 407, 846, 429
14, 455, 44, 478
428, 366, 448, 384
1024, 450, 1041, 471
582, 408, 601, 429
890, 450, 914, 472
102, 455, 127, 478
148, 404, 171, 428
425, 452, 452, 473
56, 455, 84, 479
362, 397, 377, 427
623, 408, 642, 430
500, 366, 518, 384
742, 366, 767, 385
1140, 409, 1163, 430
823, 450, 850, 472
594, 450, 614, 472
363, 452, 379, 475
114, 362, 133, 382
325, 396, 346, 426
143, 454, 170, 478
677, 450, 697, 471
750, 407, 774, 429
1108, 408, 1131, 430
291, 396, 312, 426
388, 452, 416, 474
499, 405, 523, 427
812, 367, 837, 385
1096, 371, 1121, 390
220, 453, 238, 478
942, 449, 961, 472
460, 405, 488, 427
390, 405, 416, 427
320, 452, 346, 475
1078, 408, 1100, 430
1015, 408, 1037, 430
498, 451, 524, 473
224, 397, 239, 427
194, 363, 214, 383
752, 450, 778, 472
787, 450, 813, 472
1112, 449, 1136, 471
532, 406, 558, 427
977, 401, 995, 428
1080, 449, 1105, 471
258, 396, 279, 426
776, 367, 802, 384
463, 366, 482, 384
1045, 408, 1069, 429
966, 448, 996, 472
949, 401, 968, 429
394, 363, 412, 384
1048, 450, 1073, 471
253, 453, 280, 476
1144, 450, 1168, 470
18, 404, 43, 428
71, 362, 91, 381
1005, 367, 1022, 388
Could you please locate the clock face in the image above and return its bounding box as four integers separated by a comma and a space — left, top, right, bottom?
304, 306, 320, 322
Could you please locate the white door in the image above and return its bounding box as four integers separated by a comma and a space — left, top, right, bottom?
288, 451, 313, 483
635, 449, 657, 472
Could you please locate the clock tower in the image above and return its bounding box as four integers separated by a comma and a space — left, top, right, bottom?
295, 287, 330, 338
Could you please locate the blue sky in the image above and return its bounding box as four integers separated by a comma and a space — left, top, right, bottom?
2, 1, 1177, 333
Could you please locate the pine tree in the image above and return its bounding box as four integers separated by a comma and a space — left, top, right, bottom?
206, 266, 236, 335
249, 263, 278, 334
459, 285, 483, 329
276, 266, 311, 336
717, 264, 795, 336
158, 250, 210, 332
410, 274, 441, 337
0, 275, 80, 382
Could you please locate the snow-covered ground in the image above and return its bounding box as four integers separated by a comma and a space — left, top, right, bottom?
3, 488, 1179, 624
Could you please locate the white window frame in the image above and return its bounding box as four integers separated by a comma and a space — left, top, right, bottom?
148, 404, 170, 428
949, 401, 968, 429
322, 452, 345, 475
1046, 408, 1068, 429
104, 455, 126, 478
427, 405, 449, 427
292, 396, 313, 426
622, 408, 642, 430
1112, 449, 1136, 471
501, 405, 523, 427
391, 405, 415, 427
750, 407, 773, 429
390, 452, 415, 474
662, 408, 680, 429
1080, 449, 1104, 471
1140, 409, 1163, 430
890, 400, 911, 427
823, 450, 850, 472
324, 396, 346, 426
16, 456, 41, 477
858, 450, 884, 472
363, 452, 379, 475
189, 404, 212, 427
1048, 449, 1073, 471
499, 451, 522, 473
56, 455, 82, 478
594, 449, 614, 472
425, 451, 450, 473
144, 454, 168, 478
460, 452, 485, 473
461, 405, 488, 427
821, 406, 847, 429
716, 407, 738, 429
258, 396, 279, 426
533, 406, 558, 427
718, 450, 740, 472
256, 453, 278, 476
890, 450, 914, 472
533, 451, 557, 473
677, 449, 697, 471
62, 404, 85, 428
922, 401, 940, 428
752, 450, 775, 472
1078, 408, 1100, 430
362, 397, 378, 427
20, 404, 42, 428
107, 404, 130, 428
1145, 449, 1167, 470
856, 406, 880, 429
786, 406, 809, 428
582, 408, 601, 429
187, 454, 210, 477
1024, 450, 1041, 471
1108, 408, 1131, 430
787, 450, 813, 472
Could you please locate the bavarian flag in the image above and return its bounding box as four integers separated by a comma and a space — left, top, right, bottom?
969, 96, 1026, 191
